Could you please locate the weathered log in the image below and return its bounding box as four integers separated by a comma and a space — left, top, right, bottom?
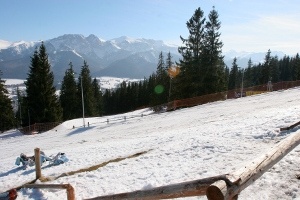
280, 120, 300, 131
84, 174, 231, 200
206, 130, 300, 200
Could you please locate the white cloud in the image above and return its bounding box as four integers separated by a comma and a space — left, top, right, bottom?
0, 40, 11, 50
222, 14, 300, 55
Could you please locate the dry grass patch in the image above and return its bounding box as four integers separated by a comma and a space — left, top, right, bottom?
41, 150, 151, 182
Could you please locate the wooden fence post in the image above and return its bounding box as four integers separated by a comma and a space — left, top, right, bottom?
34, 148, 42, 180
206, 130, 300, 200
65, 184, 75, 200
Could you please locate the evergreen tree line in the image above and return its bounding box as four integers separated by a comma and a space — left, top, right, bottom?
228, 50, 300, 90
103, 51, 174, 115
104, 6, 226, 114
59, 60, 103, 121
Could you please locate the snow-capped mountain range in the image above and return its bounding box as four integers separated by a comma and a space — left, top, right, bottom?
0, 34, 181, 82
0, 34, 286, 82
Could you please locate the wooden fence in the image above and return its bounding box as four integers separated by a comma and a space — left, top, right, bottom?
9, 129, 299, 200
85, 129, 300, 200
163, 80, 300, 111
19, 122, 61, 135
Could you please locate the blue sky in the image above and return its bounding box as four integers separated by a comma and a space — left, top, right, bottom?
1, 0, 300, 55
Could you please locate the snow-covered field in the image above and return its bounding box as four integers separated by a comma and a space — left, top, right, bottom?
1, 87, 300, 200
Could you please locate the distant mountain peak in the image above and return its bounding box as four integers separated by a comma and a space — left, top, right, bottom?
110, 36, 139, 44
86, 34, 105, 45
59, 34, 85, 39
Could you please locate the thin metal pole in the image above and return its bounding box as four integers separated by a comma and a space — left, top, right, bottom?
168, 77, 172, 102
81, 77, 85, 127
19, 98, 22, 126
240, 69, 244, 97
28, 109, 30, 131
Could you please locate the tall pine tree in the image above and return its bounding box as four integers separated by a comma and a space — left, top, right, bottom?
152, 51, 169, 106
228, 57, 239, 90
260, 49, 272, 84
291, 53, 300, 80
15, 87, 24, 127
0, 71, 16, 132
60, 62, 78, 121
175, 7, 206, 99
202, 6, 226, 94
166, 52, 174, 101
25, 43, 62, 125
92, 78, 103, 116
78, 61, 96, 117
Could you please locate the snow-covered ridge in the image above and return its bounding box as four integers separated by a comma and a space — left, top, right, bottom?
96, 76, 142, 90
1, 34, 176, 53
3, 77, 140, 94
0, 40, 38, 54
3, 79, 25, 86
224, 49, 286, 61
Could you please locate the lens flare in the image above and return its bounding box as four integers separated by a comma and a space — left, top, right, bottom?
168, 66, 180, 78
154, 85, 164, 94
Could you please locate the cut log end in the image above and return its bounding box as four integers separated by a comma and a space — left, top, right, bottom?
206, 185, 225, 200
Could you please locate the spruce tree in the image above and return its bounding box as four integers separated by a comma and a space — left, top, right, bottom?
25, 43, 62, 124
60, 62, 78, 121
228, 57, 239, 90
291, 53, 300, 80
92, 78, 103, 116
224, 66, 230, 90
102, 89, 112, 115
166, 52, 174, 69
166, 52, 174, 101
156, 52, 166, 78
270, 56, 279, 83
15, 87, 24, 127
261, 49, 272, 83
202, 6, 226, 94
279, 55, 291, 81
0, 71, 16, 132
244, 58, 253, 87
175, 7, 206, 98
78, 61, 96, 117
152, 52, 169, 106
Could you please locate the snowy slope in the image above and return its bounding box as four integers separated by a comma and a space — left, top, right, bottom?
1, 88, 300, 199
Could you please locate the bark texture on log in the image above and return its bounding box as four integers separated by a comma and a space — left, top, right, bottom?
206, 131, 300, 200
84, 175, 230, 200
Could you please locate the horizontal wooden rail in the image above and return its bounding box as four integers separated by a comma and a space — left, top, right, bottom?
206, 130, 300, 200
84, 174, 232, 200
23, 184, 75, 200
280, 120, 300, 131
